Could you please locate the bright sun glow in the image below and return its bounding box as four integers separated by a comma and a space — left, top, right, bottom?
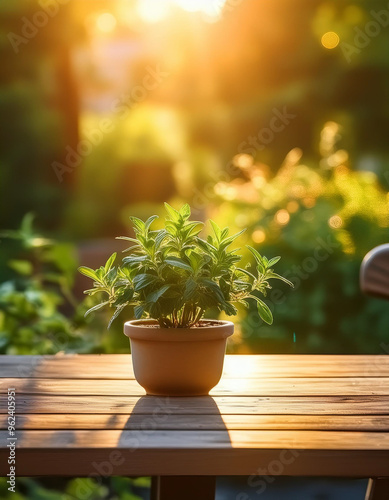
174, 0, 222, 16
136, 0, 170, 23
96, 13, 117, 33
137, 0, 227, 23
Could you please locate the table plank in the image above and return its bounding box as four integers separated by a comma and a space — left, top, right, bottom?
1, 430, 388, 477
1, 395, 389, 414
2, 377, 389, 396
1, 414, 388, 431
3, 448, 389, 477
2, 429, 389, 449
1, 355, 388, 378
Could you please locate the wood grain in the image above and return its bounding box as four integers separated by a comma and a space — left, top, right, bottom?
1, 429, 389, 449
1, 394, 389, 415
2, 377, 389, 396
1, 414, 389, 431
1, 355, 388, 378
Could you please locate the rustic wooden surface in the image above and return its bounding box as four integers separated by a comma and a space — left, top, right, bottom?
0, 355, 389, 477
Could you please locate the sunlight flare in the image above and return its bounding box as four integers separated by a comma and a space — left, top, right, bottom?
136, 0, 227, 23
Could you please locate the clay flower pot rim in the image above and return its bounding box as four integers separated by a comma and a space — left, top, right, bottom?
124, 319, 234, 342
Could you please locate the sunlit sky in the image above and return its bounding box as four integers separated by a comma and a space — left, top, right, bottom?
136, 0, 228, 23
91, 0, 341, 57
90, 0, 229, 34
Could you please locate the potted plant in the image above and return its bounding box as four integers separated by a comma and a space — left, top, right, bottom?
79, 203, 292, 395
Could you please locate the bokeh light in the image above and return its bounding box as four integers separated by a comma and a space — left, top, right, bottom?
252, 229, 266, 243
286, 201, 299, 213
233, 154, 254, 170
328, 215, 343, 228
321, 31, 340, 49
275, 209, 290, 226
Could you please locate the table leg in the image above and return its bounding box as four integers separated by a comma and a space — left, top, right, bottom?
150, 476, 216, 500
365, 478, 389, 500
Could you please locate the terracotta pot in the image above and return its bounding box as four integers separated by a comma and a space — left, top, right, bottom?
123, 319, 234, 396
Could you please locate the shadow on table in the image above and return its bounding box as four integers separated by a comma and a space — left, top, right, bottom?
117, 394, 232, 450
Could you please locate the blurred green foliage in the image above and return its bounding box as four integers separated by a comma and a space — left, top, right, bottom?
65, 107, 181, 238
0, 214, 104, 355
0, 476, 149, 500
0, 0, 79, 231
212, 124, 389, 353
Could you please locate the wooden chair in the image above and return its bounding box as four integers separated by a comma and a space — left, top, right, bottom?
360, 244, 389, 301
360, 243, 389, 500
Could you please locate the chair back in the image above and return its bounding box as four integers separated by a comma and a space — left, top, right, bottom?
360, 244, 389, 300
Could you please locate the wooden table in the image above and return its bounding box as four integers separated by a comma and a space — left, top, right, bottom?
1, 355, 389, 499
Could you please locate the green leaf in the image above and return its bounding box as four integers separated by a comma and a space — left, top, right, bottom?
105, 267, 117, 285
154, 229, 167, 249
267, 256, 281, 267
220, 229, 246, 249
221, 301, 238, 316
197, 238, 217, 253
116, 237, 140, 251
246, 245, 263, 263
108, 303, 128, 329
237, 267, 256, 280
247, 245, 266, 272
120, 243, 141, 253
83, 287, 104, 296
249, 295, 273, 325
165, 257, 193, 272
78, 266, 98, 281
84, 301, 110, 317
145, 215, 158, 230
146, 285, 171, 304
267, 272, 294, 287
186, 251, 204, 273
220, 227, 229, 239
113, 287, 134, 305
130, 216, 145, 234
143, 238, 155, 251
179, 204, 191, 220
209, 220, 222, 240
118, 266, 135, 280
257, 301, 273, 325
164, 202, 180, 222
198, 278, 225, 301
116, 236, 138, 243
183, 278, 197, 301
122, 255, 150, 265
133, 273, 158, 291
134, 305, 145, 319
104, 253, 117, 273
